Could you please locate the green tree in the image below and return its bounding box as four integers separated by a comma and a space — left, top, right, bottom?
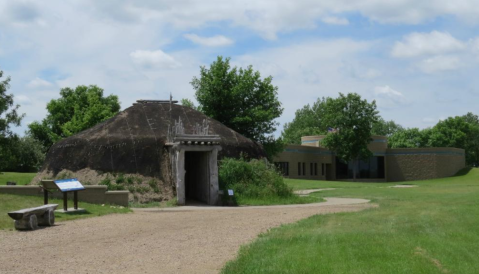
281, 98, 326, 144
180, 98, 200, 111
388, 128, 430, 148
462, 113, 479, 166
321, 93, 379, 180
427, 115, 479, 166
0, 70, 24, 140
0, 70, 25, 171
28, 85, 120, 149
371, 118, 403, 137
2, 136, 45, 172
191, 56, 283, 157
427, 116, 470, 149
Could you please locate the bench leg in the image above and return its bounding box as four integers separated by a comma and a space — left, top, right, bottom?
38, 210, 55, 226
14, 214, 39, 231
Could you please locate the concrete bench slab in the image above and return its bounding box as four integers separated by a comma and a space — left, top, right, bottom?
8, 204, 58, 230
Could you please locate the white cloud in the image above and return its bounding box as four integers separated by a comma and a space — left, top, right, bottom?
470, 37, 479, 54
321, 16, 349, 25
340, 62, 382, 80
392, 31, 465, 58
184, 34, 233, 47
81, 1, 479, 39
374, 85, 408, 108
417, 55, 461, 73
27, 77, 53, 89
130, 50, 181, 69
1, 0, 478, 136
15, 94, 31, 104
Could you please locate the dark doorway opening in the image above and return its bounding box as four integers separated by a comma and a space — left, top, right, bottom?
185, 151, 210, 204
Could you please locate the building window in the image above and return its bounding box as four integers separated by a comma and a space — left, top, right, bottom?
314, 163, 318, 175
302, 162, 306, 176
298, 162, 301, 176
335, 156, 385, 179
274, 162, 289, 176
322, 163, 325, 176
310, 163, 313, 175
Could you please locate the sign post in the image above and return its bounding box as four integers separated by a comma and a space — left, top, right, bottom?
41, 179, 86, 213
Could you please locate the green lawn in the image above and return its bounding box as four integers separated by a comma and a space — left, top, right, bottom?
285, 177, 396, 190
0, 193, 131, 231
222, 168, 479, 274
236, 195, 323, 206
0, 172, 36, 185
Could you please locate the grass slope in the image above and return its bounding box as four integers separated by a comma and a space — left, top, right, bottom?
222, 168, 479, 274
0, 194, 130, 231
0, 172, 36, 185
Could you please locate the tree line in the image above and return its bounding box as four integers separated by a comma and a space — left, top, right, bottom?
1, 55, 477, 172
282, 97, 479, 167
0, 71, 120, 172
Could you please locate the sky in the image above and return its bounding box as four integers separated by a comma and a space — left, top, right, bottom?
1, 0, 479, 137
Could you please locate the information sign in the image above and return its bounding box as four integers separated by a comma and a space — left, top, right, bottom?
54, 178, 85, 192
228, 189, 234, 196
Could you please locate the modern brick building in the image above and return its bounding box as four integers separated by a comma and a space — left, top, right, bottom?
273, 135, 465, 182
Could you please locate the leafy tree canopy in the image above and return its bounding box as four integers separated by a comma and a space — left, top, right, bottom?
28, 85, 120, 149
191, 56, 283, 143
371, 118, 404, 137
281, 98, 326, 144
427, 116, 470, 148
387, 113, 479, 166
321, 93, 379, 180
1, 136, 45, 172
282, 98, 401, 145
180, 98, 200, 111
428, 114, 479, 166
388, 128, 430, 148
0, 70, 24, 139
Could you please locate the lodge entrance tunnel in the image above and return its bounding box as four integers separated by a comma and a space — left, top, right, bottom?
184, 151, 210, 204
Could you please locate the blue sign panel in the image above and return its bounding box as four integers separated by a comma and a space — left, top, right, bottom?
54, 178, 85, 192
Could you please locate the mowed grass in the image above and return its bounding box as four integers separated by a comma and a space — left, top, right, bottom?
0, 172, 36, 185
222, 168, 479, 274
236, 195, 323, 206
0, 193, 131, 231
285, 177, 395, 190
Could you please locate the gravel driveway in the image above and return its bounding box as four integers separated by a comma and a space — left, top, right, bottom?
0, 198, 373, 274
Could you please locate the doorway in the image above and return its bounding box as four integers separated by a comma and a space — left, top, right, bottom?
184, 151, 210, 204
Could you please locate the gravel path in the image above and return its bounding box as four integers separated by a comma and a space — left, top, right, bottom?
0, 198, 373, 274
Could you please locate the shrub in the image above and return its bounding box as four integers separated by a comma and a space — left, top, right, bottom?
115, 174, 125, 184
57, 171, 73, 180
126, 176, 134, 185
112, 184, 125, 190
148, 179, 161, 193
99, 177, 122, 190
127, 186, 135, 193
99, 178, 111, 188
135, 186, 150, 194
219, 157, 293, 199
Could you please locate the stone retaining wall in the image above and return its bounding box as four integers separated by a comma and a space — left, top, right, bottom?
0, 185, 129, 207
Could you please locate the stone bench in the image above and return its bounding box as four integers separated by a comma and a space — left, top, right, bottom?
8, 204, 58, 230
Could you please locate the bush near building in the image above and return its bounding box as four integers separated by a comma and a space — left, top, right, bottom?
219, 157, 319, 205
